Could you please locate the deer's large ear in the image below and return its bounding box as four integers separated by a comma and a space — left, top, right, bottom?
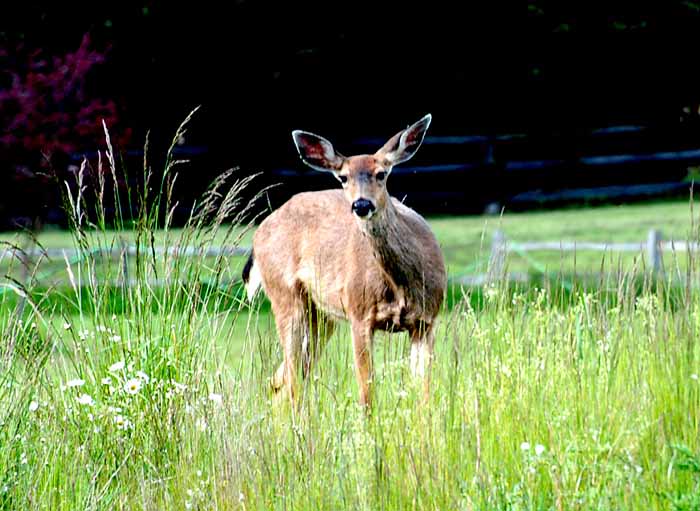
292, 130, 345, 173
376, 114, 432, 167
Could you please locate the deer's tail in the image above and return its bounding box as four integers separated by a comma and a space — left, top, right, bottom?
242, 251, 262, 302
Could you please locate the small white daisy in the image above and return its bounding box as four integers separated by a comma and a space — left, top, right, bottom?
76, 394, 94, 406
108, 360, 125, 372
135, 371, 150, 384
208, 393, 223, 405
535, 444, 546, 456
520, 442, 531, 451
124, 378, 142, 395
113, 414, 132, 430
28, 401, 39, 412
66, 379, 85, 388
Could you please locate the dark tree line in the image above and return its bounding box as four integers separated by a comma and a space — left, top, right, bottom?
3, 2, 700, 226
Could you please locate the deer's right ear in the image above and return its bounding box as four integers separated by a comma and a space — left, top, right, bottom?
292, 130, 345, 173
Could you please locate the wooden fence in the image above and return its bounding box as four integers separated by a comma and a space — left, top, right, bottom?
487, 228, 695, 282
2, 228, 697, 288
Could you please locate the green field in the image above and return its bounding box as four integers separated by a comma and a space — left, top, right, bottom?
3, 199, 700, 286
3, 168, 700, 510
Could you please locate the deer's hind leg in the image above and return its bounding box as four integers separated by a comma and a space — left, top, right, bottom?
301, 303, 335, 380
269, 288, 310, 405
271, 301, 335, 397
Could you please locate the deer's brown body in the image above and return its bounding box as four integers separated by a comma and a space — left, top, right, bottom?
244, 115, 446, 408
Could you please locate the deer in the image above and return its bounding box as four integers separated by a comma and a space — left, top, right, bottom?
242, 114, 447, 409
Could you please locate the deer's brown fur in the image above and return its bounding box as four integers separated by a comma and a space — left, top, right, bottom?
245, 115, 446, 408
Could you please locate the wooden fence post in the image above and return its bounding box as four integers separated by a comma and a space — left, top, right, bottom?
488, 230, 507, 282
646, 229, 662, 275
120, 240, 129, 289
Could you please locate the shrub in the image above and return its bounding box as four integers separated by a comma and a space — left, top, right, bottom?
0, 32, 131, 229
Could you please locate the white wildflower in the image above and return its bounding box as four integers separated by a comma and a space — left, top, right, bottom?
101, 377, 112, 385
62, 322, 71, 330
691, 374, 699, 381
108, 360, 125, 372
113, 415, 132, 430
520, 442, 531, 451
172, 381, 187, 393
535, 444, 546, 456
124, 378, 142, 395
76, 394, 94, 406
208, 393, 223, 405
28, 401, 39, 412
485, 286, 499, 300
66, 379, 85, 388
110, 335, 122, 343
135, 371, 150, 384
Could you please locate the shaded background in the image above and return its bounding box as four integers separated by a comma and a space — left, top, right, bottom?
4, 1, 700, 228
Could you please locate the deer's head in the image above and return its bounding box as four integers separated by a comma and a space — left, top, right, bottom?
292, 114, 431, 221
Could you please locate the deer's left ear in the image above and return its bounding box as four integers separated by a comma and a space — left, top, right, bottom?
292, 130, 345, 173
376, 114, 432, 167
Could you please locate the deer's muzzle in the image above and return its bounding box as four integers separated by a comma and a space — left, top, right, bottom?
351, 199, 376, 218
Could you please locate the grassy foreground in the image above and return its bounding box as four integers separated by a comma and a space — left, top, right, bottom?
3, 258, 700, 510
2, 120, 700, 509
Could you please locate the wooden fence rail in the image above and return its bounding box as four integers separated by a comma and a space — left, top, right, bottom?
488, 228, 694, 277
1, 228, 695, 288
0, 246, 249, 260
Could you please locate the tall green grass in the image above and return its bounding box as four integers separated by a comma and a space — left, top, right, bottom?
1, 115, 700, 509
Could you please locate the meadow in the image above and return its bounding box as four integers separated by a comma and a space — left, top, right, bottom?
1, 126, 700, 510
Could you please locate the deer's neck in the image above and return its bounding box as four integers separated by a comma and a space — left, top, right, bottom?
361, 200, 422, 291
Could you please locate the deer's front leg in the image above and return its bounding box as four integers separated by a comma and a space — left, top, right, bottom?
350, 320, 373, 409
410, 324, 435, 403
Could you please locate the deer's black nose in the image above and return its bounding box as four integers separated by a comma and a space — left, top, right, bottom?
351, 199, 376, 218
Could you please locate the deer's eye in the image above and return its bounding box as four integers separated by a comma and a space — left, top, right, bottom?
339, 175, 348, 185
375, 171, 386, 182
